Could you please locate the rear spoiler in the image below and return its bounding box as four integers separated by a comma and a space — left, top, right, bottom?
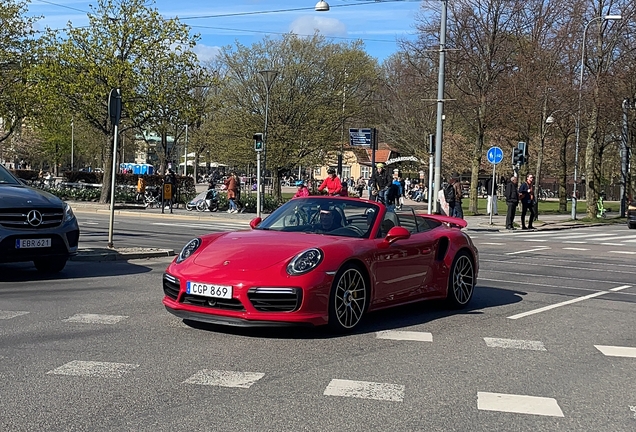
417, 214, 467, 229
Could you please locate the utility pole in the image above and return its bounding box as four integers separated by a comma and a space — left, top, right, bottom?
620, 98, 635, 217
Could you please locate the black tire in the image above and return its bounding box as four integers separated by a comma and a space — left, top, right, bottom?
628, 222, 635, 229
446, 251, 475, 308
34, 257, 68, 273
328, 264, 368, 332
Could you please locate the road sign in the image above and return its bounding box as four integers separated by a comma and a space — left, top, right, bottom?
487, 146, 503, 165
349, 128, 372, 147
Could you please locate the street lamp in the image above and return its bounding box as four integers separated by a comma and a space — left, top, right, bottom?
258, 69, 278, 216
573, 13, 622, 220
315, 1, 329, 11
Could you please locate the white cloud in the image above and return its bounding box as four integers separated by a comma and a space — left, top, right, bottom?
289, 16, 346, 37
193, 44, 221, 62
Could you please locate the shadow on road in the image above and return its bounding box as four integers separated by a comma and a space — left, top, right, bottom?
0, 259, 155, 285
181, 285, 526, 339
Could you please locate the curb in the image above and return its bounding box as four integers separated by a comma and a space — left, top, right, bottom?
71, 248, 175, 262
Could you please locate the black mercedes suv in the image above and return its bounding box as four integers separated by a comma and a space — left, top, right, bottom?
0, 165, 79, 272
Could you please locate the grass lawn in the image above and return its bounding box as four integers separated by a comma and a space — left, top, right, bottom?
462, 198, 619, 216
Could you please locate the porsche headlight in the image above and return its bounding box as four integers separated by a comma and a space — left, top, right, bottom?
63, 202, 75, 222
176, 238, 201, 263
287, 248, 323, 276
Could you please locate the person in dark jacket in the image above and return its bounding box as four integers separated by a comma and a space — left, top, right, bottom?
504, 175, 519, 230
369, 163, 392, 203
518, 173, 535, 229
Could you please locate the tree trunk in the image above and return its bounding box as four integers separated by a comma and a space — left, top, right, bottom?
584, 103, 599, 219
468, 131, 484, 214
100, 134, 113, 204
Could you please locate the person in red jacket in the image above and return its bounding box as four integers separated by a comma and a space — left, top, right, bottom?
318, 168, 343, 196
292, 180, 310, 198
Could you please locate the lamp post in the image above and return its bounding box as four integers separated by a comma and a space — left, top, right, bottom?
183, 124, 188, 176
573, 14, 622, 220
258, 69, 278, 215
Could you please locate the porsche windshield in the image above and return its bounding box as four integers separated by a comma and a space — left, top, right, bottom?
257, 197, 380, 238
0, 165, 20, 185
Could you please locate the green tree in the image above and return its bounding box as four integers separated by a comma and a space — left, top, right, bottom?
37, 0, 200, 203
213, 34, 379, 200
0, 0, 40, 144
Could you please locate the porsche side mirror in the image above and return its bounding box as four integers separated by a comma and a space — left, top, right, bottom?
249, 217, 262, 229
379, 226, 410, 248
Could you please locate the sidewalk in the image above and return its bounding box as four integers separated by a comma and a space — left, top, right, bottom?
402, 199, 624, 232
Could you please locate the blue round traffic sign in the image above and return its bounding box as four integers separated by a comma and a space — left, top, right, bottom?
487, 146, 503, 165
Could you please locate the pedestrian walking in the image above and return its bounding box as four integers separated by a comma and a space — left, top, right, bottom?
485, 176, 498, 216
355, 176, 367, 198
519, 173, 536, 229
442, 176, 456, 216
451, 175, 464, 219
504, 175, 519, 230
225, 172, 239, 213
162, 168, 177, 214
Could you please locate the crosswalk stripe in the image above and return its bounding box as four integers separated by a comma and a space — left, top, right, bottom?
324, 379, 405, 402
184, 370, 265, 388
0, 311, 30, 320
47, 360, 139, 378
63, 313, 128, 324
484, 337, 546, 351
477, 392, 564, 417
376, 330, 433, 342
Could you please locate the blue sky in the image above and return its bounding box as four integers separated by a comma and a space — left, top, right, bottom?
27, 0, 426, 62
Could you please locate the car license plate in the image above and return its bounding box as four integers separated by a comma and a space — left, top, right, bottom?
186, 281, 232, 299
16, 238, 51, 249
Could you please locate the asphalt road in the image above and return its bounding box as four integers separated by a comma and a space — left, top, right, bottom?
1, 220, 635, 431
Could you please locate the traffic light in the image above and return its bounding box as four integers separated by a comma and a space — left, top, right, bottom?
253, 133, 263, 151
517, 141, 527, 165
512, 148, 522, 165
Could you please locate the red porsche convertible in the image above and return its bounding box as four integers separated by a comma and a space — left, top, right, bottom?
163, 196, 478, 332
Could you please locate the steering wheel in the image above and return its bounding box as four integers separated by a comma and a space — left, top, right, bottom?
330, 225, 365, 237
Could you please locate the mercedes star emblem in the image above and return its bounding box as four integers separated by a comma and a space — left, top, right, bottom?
27, 210, 43, 227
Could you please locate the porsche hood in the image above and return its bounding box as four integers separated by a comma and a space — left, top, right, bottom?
191, 230, 343, 271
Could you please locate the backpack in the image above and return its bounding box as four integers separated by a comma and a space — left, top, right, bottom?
444, 183, 456, 202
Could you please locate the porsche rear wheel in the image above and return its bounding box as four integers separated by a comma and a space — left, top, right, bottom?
329, 264, 367, 332
447, 251, 474, 308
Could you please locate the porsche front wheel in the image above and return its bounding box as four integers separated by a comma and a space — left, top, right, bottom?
329, 264, 368, 332
447, 251, 474, 308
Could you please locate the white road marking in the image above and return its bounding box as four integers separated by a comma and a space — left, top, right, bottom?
562, 247, 590, 251
184, 370, 265, 388
594, 345, 636, 358
554, 232, 624, 240
47, 360, 138, 378
609, 250, 636, 255
484, 337, 546, 351
523, 239, 547, 242
506, 246, 550, 255
324, 379, 404, 402
80, 222, 99, 225
507, 285, 631, 319
376, 330, 433, 342
63, 313, 128, 324
480, 242, 505, 246
0, 311, 29, 320
479, 278, 599, 292
477, 392, 564, 417
563, 241, 588, 244
601, 243, 625, 246
480, 258, 635, 275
